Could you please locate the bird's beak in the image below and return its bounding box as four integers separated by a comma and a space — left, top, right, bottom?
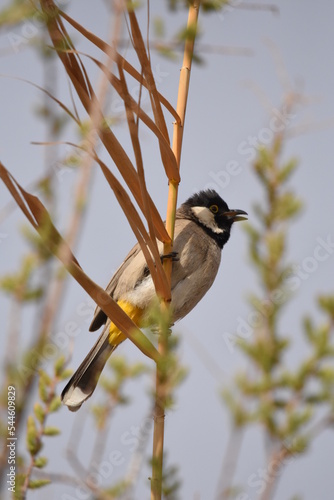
223, 209, 248, 222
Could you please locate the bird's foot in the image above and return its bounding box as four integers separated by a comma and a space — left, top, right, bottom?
150, 324, 174, 335
160, 251, 179, 262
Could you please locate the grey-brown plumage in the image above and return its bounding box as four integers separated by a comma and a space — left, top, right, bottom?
61, 190, 247, 410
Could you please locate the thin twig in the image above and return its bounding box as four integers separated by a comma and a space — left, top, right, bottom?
89, 400, 116, 474
123, 410, 154, 499
184, 327, 227, 382
215, 426, 245, 499
259, 445, 290, 500
234, 2, 279, 14
106, 39, 253, 57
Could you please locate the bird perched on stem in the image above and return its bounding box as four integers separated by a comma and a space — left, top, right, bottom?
62, 189, 247, 411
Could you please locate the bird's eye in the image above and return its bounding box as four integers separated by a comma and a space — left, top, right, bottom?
210, 204, 219, 214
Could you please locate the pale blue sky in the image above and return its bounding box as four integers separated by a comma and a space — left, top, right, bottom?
1, 1, 334, 499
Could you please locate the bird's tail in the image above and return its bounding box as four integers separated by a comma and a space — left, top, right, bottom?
61, 301, 144, 411
61, 324, 116, 412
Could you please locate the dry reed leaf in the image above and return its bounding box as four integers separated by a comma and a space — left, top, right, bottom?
117, 63, 156, 241
127, 9, 180, 182
0, 75, 80, 125
93, 154, 171, 300
115, 62, 170, 298
58, 8, 180, 123
0, 161, 160, 362
57, 6, 180, 181
40, 0, 169, 245
86, 54, 179, 175
30, 137, 170, 300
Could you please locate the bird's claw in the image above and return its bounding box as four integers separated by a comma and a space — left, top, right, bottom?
151, 325, 173, 336
160, 251, 179, 262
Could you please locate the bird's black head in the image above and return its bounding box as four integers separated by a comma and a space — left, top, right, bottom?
179, 189, 247, 248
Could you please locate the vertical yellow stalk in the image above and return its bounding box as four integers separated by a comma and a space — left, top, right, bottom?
151, 2, 200, 499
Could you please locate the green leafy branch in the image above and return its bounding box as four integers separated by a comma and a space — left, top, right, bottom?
223, 109, 334, 499
20, 356, 71, 498
93, 356, 149, 431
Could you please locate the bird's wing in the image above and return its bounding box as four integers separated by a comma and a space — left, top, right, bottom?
89, 215, 219, 331
89, 242, 143, 331
89, 214, 186, 331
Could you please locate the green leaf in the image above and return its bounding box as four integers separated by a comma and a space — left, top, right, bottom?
91, 404, 108, 430
318, 295, 334, 320
315, 324, 330, 356
287, 435, 309, 454
265, 230, 285, 265
253, 203, 267, 226
38, 371, 51, 403
22, 287, 44, 301
28, 479, 51, 489
33, 403, 45, 424
153, 16, 165, 37
243, 223, 260, 242
54, 355, 66, 377
304, 393, 327, 404
303, 316, 316, 344
177, 22, 199, 44
0, 275, 19, 294
49, 396, 61, 413
60, 368, 73, 380
109, 356, 127, 376
278, 158, 298, 184
34, 456, 48, 468
130, 362, 150, 378
26, 416, 41, 456
201, 0, 229, 12
0, 1, 38, 28
222, 390, 249, 427
318, 366, 334, 383
274, 192, 303, 221
156, 44, 178, 60
43, 426, 60, 436
286, 407, 313, 434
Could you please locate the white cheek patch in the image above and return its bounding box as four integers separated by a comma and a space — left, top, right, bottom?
191, 206, 224, 234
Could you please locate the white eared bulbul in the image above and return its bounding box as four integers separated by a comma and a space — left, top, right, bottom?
62, 190, 247, 411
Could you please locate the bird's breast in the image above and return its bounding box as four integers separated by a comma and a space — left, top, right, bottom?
121, 219, 222, 321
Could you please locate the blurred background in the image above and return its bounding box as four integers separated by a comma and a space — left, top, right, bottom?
1, 1, 334, 499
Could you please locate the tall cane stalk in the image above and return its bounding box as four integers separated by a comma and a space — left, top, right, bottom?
151, 2, 200, 499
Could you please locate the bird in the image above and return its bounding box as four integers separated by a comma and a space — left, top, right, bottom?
61, 189, 247, 411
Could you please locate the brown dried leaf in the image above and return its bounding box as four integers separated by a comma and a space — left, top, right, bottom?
0, 161, 160, 362
40, 0, 169, 245
127, 9, 180, 182
58, 8, 180, 123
